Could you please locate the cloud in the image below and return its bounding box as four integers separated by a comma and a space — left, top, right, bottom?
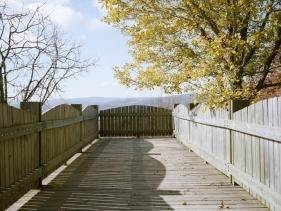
91, 0, 107, 16
8, 1, 82, 29
81, 34, 87, 42
50, 5, 84, 29
86, 18, 108, 31
8, 0, 108, 31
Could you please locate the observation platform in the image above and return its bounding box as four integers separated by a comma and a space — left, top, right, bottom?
16, 138, 269, 211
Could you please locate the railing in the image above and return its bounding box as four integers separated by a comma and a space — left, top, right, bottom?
3, 98, 280, 210
0, 102, 98, 210
173, 97, 281, 211
100, 105, 172, 137
0, 103, 172, 210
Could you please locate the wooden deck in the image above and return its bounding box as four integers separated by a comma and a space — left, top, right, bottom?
18, 138, 269, 211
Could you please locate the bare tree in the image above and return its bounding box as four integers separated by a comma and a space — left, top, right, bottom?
0, 1, 97, 104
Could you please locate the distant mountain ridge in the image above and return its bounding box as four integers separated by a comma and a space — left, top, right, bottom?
10, 94, 194, 112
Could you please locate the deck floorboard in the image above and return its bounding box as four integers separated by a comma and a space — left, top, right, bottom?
19, 138, 269, 210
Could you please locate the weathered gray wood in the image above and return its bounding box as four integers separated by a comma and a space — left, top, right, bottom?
173, 97, 281, 211
228, 164, 281, 209
100, 130, 173, 135
279, 97, 281, 199
21, 102, 42, 188
0, 102, 99, 210
228, 100, 249, 184
0, 131, 98, 207
0, 103, 38, 209
100, 112, 172, 116
0, 122, 44, 142
100, 105, 172, 137
17, 138, 269, 211
173, 112, 281, 143
0, 112, 97, 142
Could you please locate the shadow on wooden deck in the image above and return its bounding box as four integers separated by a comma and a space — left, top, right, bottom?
18, 138, 269, 211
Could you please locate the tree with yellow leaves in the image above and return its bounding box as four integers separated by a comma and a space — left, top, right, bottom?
100, 0, 281, 107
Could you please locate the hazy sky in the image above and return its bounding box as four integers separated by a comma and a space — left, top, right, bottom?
9, 0, 165, 99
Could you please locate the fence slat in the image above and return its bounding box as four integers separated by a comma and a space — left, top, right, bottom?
99, 105, 172, 137
173, 97, 281, 211
0, 102, 98, 210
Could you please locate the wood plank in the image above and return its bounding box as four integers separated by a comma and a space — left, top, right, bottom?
113, 106, 118, 137
3, 104, 10, 190
140, 105, 144, 137
172, 112, 281, 143
118, 106, 122, 136
279, 97, 281, 197
17, 138, 269, 211
268, 98, 275, 204
272, 98, 280, 196
0, 103, 5, 191
120, 106, 124, 136
263, 99, 270, 208
99, 110, 104, 137
133, 106, 137, 137
110, 108, 114, 137
106, 107, 110, 137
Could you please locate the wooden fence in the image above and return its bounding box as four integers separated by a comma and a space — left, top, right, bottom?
100, 105, 172, 137
0, 102, 98, 210
173, 98, 281, 211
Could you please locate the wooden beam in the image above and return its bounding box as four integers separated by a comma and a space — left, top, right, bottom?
44, 116, 83, 129
99, 112, 172, 116
99, 130, 173, 135
0, 122, 44, 142
228, 164, 281, 209
0, 113, 99, 142
172, 113, 281, 143
83, 114, 99, 121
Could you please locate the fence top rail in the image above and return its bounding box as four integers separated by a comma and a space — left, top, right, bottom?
0, 114, 98, 142
173, 99, 281, 143
100, 112, 171, 116
100, 105, 172, 112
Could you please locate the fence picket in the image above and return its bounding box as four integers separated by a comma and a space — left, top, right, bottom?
0, 102, 98, 210
99, 105, 172, 137
173, 97, 281, 210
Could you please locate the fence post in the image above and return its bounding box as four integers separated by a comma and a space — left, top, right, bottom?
20, 102, 42, 188
228, 100, 250, 185
172, 104, 179, 137
187, 103, 198, 152
71, 104, 83, 152
93, 105, 99, 136
187, 103, 197, 112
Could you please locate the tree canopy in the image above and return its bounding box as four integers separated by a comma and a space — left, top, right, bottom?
100, 0, 281, 107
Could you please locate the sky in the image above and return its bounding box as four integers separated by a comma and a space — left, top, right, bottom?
7, 0, 166, 99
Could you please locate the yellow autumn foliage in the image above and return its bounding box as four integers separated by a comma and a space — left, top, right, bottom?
100, 0, 281, 107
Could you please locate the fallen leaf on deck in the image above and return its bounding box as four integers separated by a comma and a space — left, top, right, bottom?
218, 200, 224, 209
182, 202, 187, 205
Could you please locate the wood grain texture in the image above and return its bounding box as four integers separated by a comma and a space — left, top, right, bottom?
173, 97, 281, 211
99, 105, 173, 138
0, 103, 37, 210
19, 138, 269, 211
1, 103, 99, 210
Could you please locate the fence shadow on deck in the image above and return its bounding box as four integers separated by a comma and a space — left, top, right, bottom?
19, 138, 179, 210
